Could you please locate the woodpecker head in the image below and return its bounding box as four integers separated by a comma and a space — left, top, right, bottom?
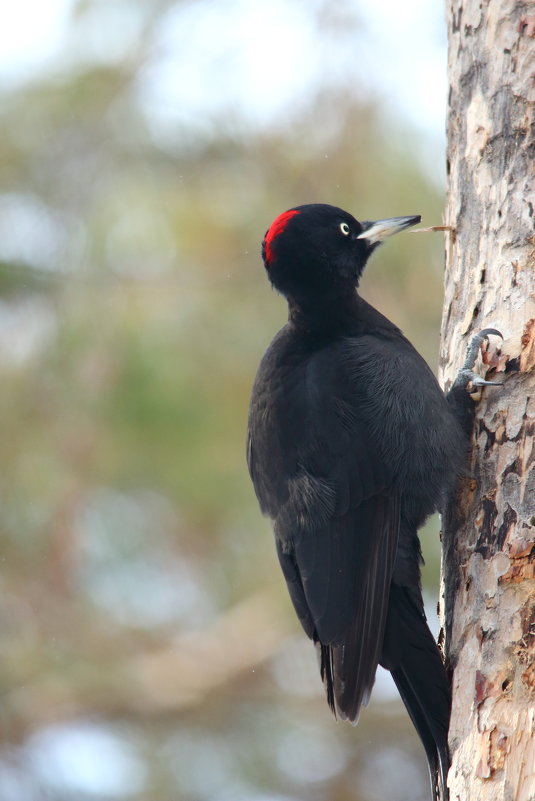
261, 203, 420, 301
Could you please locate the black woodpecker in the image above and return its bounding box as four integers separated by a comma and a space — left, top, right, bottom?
247, 203, 500, 801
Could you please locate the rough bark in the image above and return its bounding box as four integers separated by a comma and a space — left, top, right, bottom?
440, 2, 535, 800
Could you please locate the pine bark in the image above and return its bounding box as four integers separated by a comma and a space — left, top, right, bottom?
441, 2, 535, 799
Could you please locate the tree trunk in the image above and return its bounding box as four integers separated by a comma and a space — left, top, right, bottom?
441, 2, 535, 800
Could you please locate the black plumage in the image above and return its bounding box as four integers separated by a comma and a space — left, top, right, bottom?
247, 203, 469, 801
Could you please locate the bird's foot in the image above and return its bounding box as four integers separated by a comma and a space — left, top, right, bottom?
453, 328, 504, 400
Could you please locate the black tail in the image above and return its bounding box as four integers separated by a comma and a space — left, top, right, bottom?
380, 584, 451, 801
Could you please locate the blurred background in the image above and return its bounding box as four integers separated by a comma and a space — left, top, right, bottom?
0, 1, 449, 799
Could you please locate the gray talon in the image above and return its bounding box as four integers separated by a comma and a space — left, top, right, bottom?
453, 329, 503, 393
478, 327, 503, 339
458, 369, 502, 388
462, 328, 503, 372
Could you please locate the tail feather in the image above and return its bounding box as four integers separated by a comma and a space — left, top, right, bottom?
381, 584, 451, 801
391, 664, 449, 801
316, 494, 401, 723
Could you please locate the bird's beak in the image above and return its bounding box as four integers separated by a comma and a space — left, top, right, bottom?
356, 215, 421, 244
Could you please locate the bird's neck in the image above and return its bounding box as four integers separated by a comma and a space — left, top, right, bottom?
288, 290, 361, 335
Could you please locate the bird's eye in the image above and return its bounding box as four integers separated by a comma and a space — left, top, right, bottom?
340, 222, 350, 236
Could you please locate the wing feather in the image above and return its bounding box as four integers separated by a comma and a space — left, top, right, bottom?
248, 330, 401, 721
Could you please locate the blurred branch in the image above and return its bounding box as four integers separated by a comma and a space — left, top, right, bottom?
129, 591, 294, 712
4, 591, 294, 741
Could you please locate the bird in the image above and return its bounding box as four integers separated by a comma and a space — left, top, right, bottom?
246, 203, 500, 801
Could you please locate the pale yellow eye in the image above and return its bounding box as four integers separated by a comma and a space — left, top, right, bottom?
340, 222, 350, 236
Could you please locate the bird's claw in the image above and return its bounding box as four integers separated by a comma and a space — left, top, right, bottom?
456, 369, 502, 388
461, 328, 503, 373
453, 328, 504, 397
